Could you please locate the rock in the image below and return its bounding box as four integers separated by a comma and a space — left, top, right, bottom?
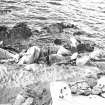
69, 36, 79, 48
18, 46, 41, 64
92, 86, 102, 95
42, 22, 78, 34
70, 84, 78, 94
14, 94, 25, 105
0, 48, 15, 59
76, 55, 91, 66
101, 93, 105, 98
71, 82, 91, 95
85, 77, 97, 89
96, 76, 105, 88
70, 52, 78, 60
8, 22, 32, 39
89, 48, 102, 59
0, 25, 9, 40
48, 54, 64, 65
77, 43, 94, 53
57, 46, 71, 56
102, 86, 105, 92
42, 23, 64, 34
22, 97, 33, 105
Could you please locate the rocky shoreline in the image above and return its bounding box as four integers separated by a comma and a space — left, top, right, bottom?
0, 22, 105, 105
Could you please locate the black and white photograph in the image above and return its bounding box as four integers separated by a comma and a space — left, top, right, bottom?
0, 0, 105, 104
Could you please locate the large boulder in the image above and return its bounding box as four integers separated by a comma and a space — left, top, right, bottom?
9, 22, 32, 40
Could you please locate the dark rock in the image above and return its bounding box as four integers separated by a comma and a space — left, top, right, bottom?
73, 31, 85, 36
0, 25, 9, 40
54, 39, 62, 45
77, 42, 94, 53
8, 22, 32, 39
42, 22, 79, 34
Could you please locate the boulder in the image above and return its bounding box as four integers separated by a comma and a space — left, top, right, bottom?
8, 22, 32, 40
18, 46, 40, 64
76, 55, 91, 66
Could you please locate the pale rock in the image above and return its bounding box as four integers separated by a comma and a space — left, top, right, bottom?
57, 46, 71, 56
70, 36, 78, 47
76, 55, 90, 66
22, 97, 33, 105
14, 94, 25, 105
101, 93, 105, 98
71, 52, 78, 60
18, 46, 40, 64
97, 76, 105, 88
92, 86, 102, 95
89, 48, 102, 60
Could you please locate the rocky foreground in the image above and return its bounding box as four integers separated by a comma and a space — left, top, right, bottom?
0, 22, 105, 105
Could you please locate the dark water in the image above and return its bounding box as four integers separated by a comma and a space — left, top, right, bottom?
0, 0, 105, 45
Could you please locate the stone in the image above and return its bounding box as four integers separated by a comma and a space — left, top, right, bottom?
69, 36, 79, 48
48, 54, 64, 65
76, 55, 91, 66
85, 77, 97, 89
71, 82, 91, 95
0, 48, 15, 59
42, 23, 64, 34
42, 22, 78, 34
70, 52, 78, 60
14, 94, 25, 105
18, 46, 41, 64
92, 86, 102, 95
101, 93, 105, 98
8, 22, 32, 39
70, 85, 78, 94
57, 46, 71, 56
